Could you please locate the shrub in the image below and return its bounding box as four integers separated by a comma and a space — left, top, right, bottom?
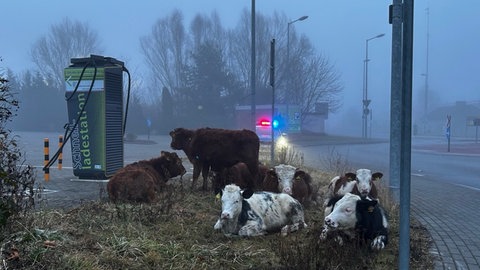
0, 72, 36, 228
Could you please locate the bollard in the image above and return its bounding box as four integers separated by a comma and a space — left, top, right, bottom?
58, 135, 63, 170
44, 138, 50, 181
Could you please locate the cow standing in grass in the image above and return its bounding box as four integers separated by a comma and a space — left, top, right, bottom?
169, 127, 260, 191
107, 151, 186, 203
320, 193, 389, 250
214, 184, 307, 237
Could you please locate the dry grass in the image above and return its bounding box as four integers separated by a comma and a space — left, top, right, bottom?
0, 149, 434, 270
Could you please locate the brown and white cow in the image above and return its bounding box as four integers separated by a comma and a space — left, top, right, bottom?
262, 164, 313, 206
169, 127, 260, 191
214, 184, 307, 237
107, 151, 186, 203
324, 169, 383, 206
320, 193, 389, 250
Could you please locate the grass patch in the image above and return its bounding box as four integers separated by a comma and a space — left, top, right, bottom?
0, 169, 434, 270
0, 147, 434, 269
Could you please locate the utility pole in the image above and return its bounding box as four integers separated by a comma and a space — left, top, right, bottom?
363, 33, 385, 138
389, 0, 414, 269
250, 0, 256, 130
270, 39, 275, 164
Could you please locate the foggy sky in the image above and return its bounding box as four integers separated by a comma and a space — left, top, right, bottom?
1, 0, 479, 136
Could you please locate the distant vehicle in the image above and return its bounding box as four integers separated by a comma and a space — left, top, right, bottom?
235, 104, 301, 143
255, 118, 282, 143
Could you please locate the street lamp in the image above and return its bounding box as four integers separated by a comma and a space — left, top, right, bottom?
286, 15, 308, 128
362, 33, 385, 138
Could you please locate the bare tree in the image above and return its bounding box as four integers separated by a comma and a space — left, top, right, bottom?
229, 10, 343, 124
229, 10, 286, 91
30, 18, 102, 89
290, 35, 343, 122
190, 11, 226, 51
140, 9, 189, 100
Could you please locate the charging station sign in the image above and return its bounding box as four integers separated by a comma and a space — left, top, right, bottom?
64, 67, 107, 178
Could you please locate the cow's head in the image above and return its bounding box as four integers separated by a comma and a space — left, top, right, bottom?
324, 193, 361, 230
218, 184, 254, 221
160, 151, 187, 178
274, 164, 296, 195
169, 128, 194, 150
354, 169, 383, 197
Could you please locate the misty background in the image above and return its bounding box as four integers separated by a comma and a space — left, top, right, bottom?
1, 1, 479, 138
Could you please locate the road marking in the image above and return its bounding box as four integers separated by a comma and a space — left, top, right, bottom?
454, 184, 480, 192
37, 189, 59, 195
70, 179, 109, 183
30, 165, 74, 169
411, 173, 425, 177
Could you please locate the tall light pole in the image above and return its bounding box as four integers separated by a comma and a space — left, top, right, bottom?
423, 7, 430, 131
362, 33, 385, 138
250, 0, 256, 131
286, 15, 308, 128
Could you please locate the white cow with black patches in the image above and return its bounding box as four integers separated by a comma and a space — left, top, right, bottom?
320, 193, 389, 250
214, 184, 307, 237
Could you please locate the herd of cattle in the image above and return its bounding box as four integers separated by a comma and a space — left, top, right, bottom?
106, 127, 389, 251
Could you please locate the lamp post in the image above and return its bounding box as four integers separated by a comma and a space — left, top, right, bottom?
362, 33, 385, 138
286, 15, 308, 128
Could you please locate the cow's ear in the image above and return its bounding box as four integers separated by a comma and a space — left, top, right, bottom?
372, 172, 383, 181
215, 188, 223, 200
345, 172, 356, 180
294, 170, 304, 178
241, 189, 254, 199
358, 198, 378, 210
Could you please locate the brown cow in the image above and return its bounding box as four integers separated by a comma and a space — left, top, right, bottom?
213, 162, 268, 194
169, 128, 209, 190
107, 151, 186, 203
170, 127, 260, 191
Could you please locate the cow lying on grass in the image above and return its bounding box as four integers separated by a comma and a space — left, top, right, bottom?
324, 169, 383, 206
320, 193, 389, 251
169, 127, 260, 191
107, 151, 186, 203
262, 164, 313, 206
214, 184, 307, 237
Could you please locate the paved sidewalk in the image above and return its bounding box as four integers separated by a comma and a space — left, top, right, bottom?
411, 177, 480, 270
411, 141, 480, 270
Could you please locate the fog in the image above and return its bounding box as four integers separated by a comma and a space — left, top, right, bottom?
1, 0, 479, 138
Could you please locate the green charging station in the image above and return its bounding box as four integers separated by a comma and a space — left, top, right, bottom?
64, 55, 124, 179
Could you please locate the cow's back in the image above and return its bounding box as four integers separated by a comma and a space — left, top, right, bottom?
246, 192, 304, 232
191, 128, 260, 174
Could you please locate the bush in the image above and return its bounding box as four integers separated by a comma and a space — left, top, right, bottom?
0, 73, 36, 228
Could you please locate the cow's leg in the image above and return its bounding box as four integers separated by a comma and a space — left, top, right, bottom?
191, 163, 201, 190
371, 235, 387, 250
281, 221, 307, 236
281, 212, 307, 236
238, 221, 265, 236
201, 164, 210, 191
319, 225, 329, 240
